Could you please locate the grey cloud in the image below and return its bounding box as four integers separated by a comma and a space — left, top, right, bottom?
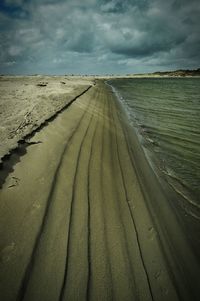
67, 31, 95, 53
100, 0, 128, 13
98, 0, 199, 62
0, 0, 199, 74
4, 0, 25, 6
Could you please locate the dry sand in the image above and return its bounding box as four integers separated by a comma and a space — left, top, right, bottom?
0, 75, 94, 162
0, 81, 200, 300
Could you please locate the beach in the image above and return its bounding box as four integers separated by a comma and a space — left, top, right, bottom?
0, 75, 94, 163
0, 79, 200, 300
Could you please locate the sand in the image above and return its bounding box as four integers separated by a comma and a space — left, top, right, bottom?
0, 75, 94, 162
0, 81, 200, 300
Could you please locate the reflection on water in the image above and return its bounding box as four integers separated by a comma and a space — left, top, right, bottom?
109, 78, 200, 205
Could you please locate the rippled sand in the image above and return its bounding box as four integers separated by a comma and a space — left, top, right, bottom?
0, 81, 199, 300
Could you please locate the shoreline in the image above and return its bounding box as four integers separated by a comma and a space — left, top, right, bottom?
0, 81, 200, 300
108, 78, 200, 259
108, 80, 200, 293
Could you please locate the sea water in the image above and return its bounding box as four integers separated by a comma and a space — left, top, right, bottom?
109, 78, 200, 206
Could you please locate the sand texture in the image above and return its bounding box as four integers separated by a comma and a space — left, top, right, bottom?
0, 75, 94, 162
0, 82, 199, 300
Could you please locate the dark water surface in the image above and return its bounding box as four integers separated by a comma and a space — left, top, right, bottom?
109, 78, 200, 209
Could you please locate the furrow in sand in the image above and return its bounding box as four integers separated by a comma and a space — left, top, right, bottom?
107, 91, 154, 301
86, 97, 102, 300
90, 88, 135, 300
58, 88, 101, 301
20, 88, 100, 301
98, 91, 114, 298
12, 88, 97, 301
102, 89, 152, 301
87, 89, 114, 300
0, 104, 94, 300
106, 92, 137, 297
60, 88, 111, 301
58, 112, 94, 301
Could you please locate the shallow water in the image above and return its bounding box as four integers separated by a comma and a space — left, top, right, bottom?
109, 78, 200, 205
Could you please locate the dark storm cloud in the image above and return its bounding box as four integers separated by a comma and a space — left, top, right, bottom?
0, 0, 199, 74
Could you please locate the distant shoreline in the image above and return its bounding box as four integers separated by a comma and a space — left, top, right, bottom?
121, 67, 200, 78
1, 68, 200, 78
115, 68, 200, 78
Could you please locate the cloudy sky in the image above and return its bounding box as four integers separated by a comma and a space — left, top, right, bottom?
0, 0, 200, 75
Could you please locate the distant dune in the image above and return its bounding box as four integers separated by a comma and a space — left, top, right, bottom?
152, 68, 200, 77
128, 68, 200, 78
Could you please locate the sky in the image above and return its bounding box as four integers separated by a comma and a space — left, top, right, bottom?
0, 0, 200, 75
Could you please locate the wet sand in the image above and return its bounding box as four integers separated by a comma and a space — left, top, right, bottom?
0, 81, 200, 300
